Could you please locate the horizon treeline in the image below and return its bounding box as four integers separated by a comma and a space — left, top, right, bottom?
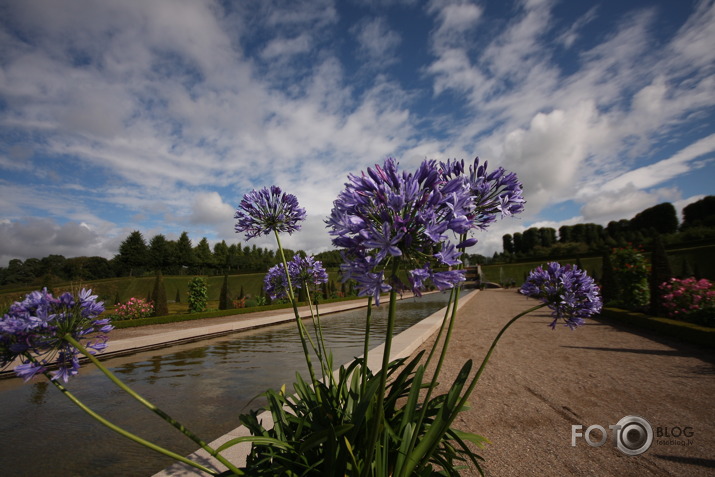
500, 196, 715, 260
0, 230, 308, 286
1, 196, 713, 287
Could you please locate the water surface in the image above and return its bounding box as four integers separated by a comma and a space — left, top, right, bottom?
0, 292, 453, 476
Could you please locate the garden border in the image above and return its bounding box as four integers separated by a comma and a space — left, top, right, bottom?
596, 308, 715, 348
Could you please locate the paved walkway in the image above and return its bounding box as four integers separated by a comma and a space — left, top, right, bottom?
128, 289, 714, 476
412, 289, 715, 476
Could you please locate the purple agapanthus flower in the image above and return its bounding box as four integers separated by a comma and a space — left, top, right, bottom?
327, 158, 473, 304
264, 255, 329, 300
0, 288, 111, 382
264, 263, 291, 300
519, 262, 602, 329
440, 157, 525, 231
235, 186, 306, 240
289, 255, 329, 289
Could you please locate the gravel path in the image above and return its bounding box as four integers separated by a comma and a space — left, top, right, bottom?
415, 289, 715, 476
110, 289, 714, 476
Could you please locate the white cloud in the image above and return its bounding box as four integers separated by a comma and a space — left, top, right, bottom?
497, 101, 611, 215
261, 34, 313, 60
596, 133, 715, 194
190, 192, 236, 226
580, 186, 681, 225
0, 218, 114, 266
351, 17, 402, 66
0, 0, 713, 266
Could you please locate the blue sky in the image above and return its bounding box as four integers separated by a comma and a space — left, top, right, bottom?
1, 0, 714, 267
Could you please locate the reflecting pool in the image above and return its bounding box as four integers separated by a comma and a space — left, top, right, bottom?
0, 292, 454, 476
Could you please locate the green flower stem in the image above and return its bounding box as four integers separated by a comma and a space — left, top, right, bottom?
407, 302, 547, 477
461, 302, 547, 402
274, 231, 319, 388
26, 354, 219, 476
399, 234, 470, 474
304, 288, 327, 361
64, 335, 243, 476
305, 289, 333, 384
360, 296, 373, 390
362, 269, 399, 477
422, 287, 457, 370
424, 232, 467, 373
400, 285, 461, 471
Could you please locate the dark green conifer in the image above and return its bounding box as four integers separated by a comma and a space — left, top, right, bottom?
219, 274, 233, 310
152, 272, 169, 317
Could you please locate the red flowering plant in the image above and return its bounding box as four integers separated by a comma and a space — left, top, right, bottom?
610, 245, 650, 311
112, 297, 154, 321
660, 277, 715, 326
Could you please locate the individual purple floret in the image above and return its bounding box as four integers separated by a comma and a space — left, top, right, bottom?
519, 262, 602, 329
327, 158, 471, 303
235, 185, 306, 240
0, 288, 111, 382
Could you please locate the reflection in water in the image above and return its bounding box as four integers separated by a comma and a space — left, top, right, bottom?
0, 293, 453, 477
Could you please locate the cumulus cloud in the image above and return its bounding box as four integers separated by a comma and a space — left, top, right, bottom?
190, 192, 236, 226
0, 0, 713, 264
351, 17, 402, 67
0, 218, 113, 266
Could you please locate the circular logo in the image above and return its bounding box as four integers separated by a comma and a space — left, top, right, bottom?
615, 415, 653, 456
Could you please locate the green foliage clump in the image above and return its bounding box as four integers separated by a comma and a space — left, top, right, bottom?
611, 245, 650, 311
187, 276, 208, 313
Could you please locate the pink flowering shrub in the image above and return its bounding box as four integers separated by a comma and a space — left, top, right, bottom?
660, 278, 715, 326
112, 297, 154, 320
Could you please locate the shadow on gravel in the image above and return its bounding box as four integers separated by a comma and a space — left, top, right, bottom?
653, 455, 715, 469
561, 345, 700, 358
588, 317, 715, 365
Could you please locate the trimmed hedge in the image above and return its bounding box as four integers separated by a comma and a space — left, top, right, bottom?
111, 295, 368, 329
597, 307, 715, 348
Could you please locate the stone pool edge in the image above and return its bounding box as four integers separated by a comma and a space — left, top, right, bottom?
153, 289, 479, 477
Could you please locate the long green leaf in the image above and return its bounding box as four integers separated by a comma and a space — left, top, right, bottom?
216, 435, 294, 453
400, 359, 473, 477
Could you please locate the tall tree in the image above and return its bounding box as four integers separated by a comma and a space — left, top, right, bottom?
522, 228, 540, 253
176, 232, 194, 272
148, 234, 170, 272
539, 228, 556, 248
194, 237, 214, 274
682, 195, 715, 229
502, 234, 514, 254
118, 231, 148, 277
213, 241, 230, 273
558, 225, 572, 243
512, 232, 523, 254
631, 202, 678, 235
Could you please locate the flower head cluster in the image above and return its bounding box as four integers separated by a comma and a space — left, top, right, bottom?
0, 288, 111, 382
440, 157, 525, 230
520, 262, 602, 329
264, 255, 329, 300
113, 297, 154, 321
660, 277, 715, 319
328, 157, 500, 304
235, 186, 306, 240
